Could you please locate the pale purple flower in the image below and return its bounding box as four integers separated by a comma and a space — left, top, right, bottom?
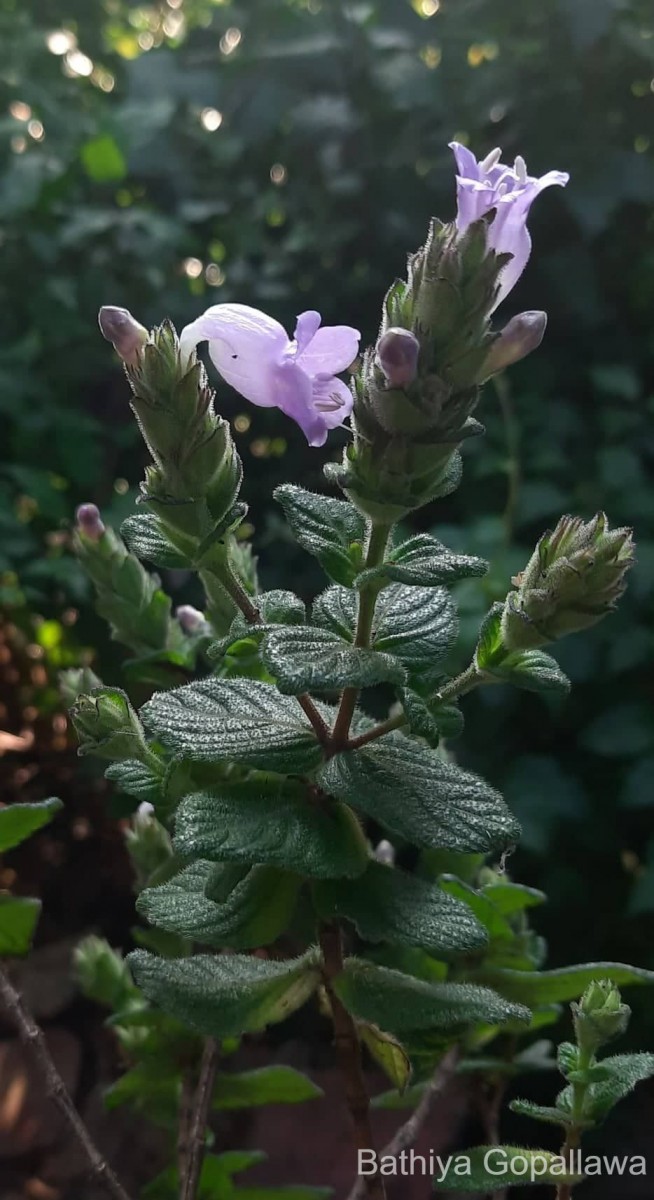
450, 143, 569, 310
179, 304, 360, 447
75, 503, 105, 541
98, 306, 148, 366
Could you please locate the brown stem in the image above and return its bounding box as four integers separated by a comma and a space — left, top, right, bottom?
177, 1069, 195, 1185
346, 1048, 459, 1200
319, 922, 386, 1200
345, 712, 407, 751
0, 963, 131, 1200
180, 1037, 220, 1200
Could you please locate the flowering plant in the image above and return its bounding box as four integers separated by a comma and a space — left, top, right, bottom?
2, 143, 653, 1200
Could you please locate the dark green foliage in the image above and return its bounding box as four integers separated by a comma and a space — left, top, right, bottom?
274, 486, 365, 587
0, 797, 62, 852
354, 534, 488, 589
476, 963, 654, 1006
263, 625, 406, 694
437, 1147, 582, 1191
475, 606, 570, 694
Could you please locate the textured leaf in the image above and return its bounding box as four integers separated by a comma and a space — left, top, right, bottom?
334, 959, 530, 1034
0, 798, 62, 853
213, 590, 307, 658
128, 949, 320, 1038
359, 1023, 411, 1092
274, 484, 364, 586
313, 862, 487, 956
137, 860, 300, 949
213, 1065, 323, 1109
121, 513, 190, 569
355, 533, 487, 588
105, 760, 162, 804
562, 1053, 654, 1122
438, 876, 515, 941
142, 678, 323, 773
263, 625, 406, 694
478, 962, 654, 1006
509, 1099, 572, 1128
401, 688, 464, 746
438, 1146, 582, 1191
0, 895, 41, 956
173, 781, 369, 879
481, 882, 547, 916
319, 735, 520, 854
476, 606, 570, 694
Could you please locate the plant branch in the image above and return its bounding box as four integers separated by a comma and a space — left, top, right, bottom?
319, 921, 386, 1200
346, 712, 407, 751
0, 963, 132, 1200
332, 521, 392, 750
344, 662, 488, 752
180, 1037, 220, 1200
346, 1048, 460, 1200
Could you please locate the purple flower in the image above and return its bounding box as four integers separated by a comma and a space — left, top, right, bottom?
179, 304, 360, 447
450, 143, 569, 310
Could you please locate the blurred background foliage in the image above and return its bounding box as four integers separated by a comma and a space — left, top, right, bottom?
1, 0, 654, 1027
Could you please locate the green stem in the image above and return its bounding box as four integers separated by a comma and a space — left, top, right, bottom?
555, 1046, 593, 1200
437, 663, 486, 704
343, 662, 487, 752
332, 520, 392, 749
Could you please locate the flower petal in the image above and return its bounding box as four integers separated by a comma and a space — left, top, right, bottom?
179, 303, 288, 407
294, 310, 322, 355
296, 323, 360, 375
449, 141, 481, 181
312, 376, 354, 429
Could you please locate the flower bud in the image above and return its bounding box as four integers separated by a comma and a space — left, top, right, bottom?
477, 311, 547, 381
75, 503, 105, 542
70, 686, 148, 761
125, 805, 172, 888
572, 980, 631, 1053
98, 306, 148, 367
501, 513, 634, 650
176, 604, 207, 635
374, 839, 395, 867
377, 328, 420, 388
74, 935, 138, 1011
59, 665, 103, 707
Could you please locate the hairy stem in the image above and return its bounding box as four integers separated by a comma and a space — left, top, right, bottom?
180, 1038, 220, 1200
319, 922, 386, 1200
344, 662, 488, 752
332, 520, 392, 749
0, 964, 132, 1200
555, 1045, 592, 1200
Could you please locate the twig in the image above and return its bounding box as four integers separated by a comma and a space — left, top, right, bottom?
346, 1047, 459, 1200
319, 922, 386, 1200
180, 1037, 220, 1200
177, 1068, 195, 1185
0, 963, 132, 1200
345, 712, 407, 752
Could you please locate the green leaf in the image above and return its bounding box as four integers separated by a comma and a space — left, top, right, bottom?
475, 607, 570, 694
121, 513, 191, 569
173, 781, 369, 879
333, 959, 530, 1034
371, 1080, 427, 1110
213, 1065, 323, 1109
477, 962, 654, 1006
439, 876, 523, 941
105, 760, 162, 805
318, 735, 520, 854
438, 1146, 583, 1191
313, 862, 487, 956
262, 625, 406, 694
80, 134, 127, 183
400, 688, 464, 747
508, 1099, 572, 1128
359, 1023, 411, 1092
0, 798, 62, 852
142, 1150, 267, 1200
213, 590, 307, 658
481, 881, 547, 916
274, 484, 364, 587
569, 1053, 654, 1122
128, 949, 320, 1039
0, 896, 41, 956
104, 1061, 178, 1122
137, 861, 300, 950
355, 533, 487, 588
142, 678, 323, 773
236, 1190, 332, 1200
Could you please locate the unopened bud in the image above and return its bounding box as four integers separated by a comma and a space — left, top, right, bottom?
501, 513, 634, 650
98, 306, 148, 366
477, 311, 547, 381
75, 503, 105, 541
572, 980, 630, 1053
70, 686, 148, 761
374, 839, 395, 866
125, 805, 172, 888
176, 604, 207, 635
377, 328, 420, 388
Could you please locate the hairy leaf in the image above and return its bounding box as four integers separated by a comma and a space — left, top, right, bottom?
313, 862, 487, 956
319, 735, 520, 854
562, 1053, 654, 1122
477, 962, 654, 1005
439, 1146, 582, 1191
274, 484, 364, 586
400, 687, 464, 746
355, 533, 487, 588
509, 1099, 572, 1128
121, 512, 190, 569
173, 781, 369, 879
128, 949, 320, 1038
481, 881, 547, 916
476, 607, 570, 694
263, 625, 406, 694
105, 760, 162, 804
0, 797, 62, 853
213, 1065, 324, 1109
142, 678, 323, 773
359, 1023, 412, 1092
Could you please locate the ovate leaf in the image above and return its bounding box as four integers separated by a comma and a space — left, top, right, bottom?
105, 760, 162, 805
509, 1099, 572, 1128
274, 484, 364, 586
359, 1023, 411, 1092
142, 678, 323, 773
262, 626, 406, 694
355, 533, 487, 588
213, 1065, 323, 1109
121, 513, 190, 569
476, 607, 570, 695
438, 1146, 582, 1191
566, 1053, 654, 1122
313, 861, 487, 956
477, 962, 654, 1006
0, 797, 62, 852
318, 735, 520, 854
173, 781, 369, 879
128, 949, 320, 1038
0, 895, 41, 956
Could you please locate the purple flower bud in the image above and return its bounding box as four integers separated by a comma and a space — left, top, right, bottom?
75, 503, 105, 541
374, 839, 395, 866
478, 311, 547, 381
98, 306, 148, 366
176, 604, 206, 634
377, 328, 420, 388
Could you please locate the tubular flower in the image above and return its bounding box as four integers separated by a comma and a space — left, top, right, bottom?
450, 143, 569, 310
180, 304, 360, 447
